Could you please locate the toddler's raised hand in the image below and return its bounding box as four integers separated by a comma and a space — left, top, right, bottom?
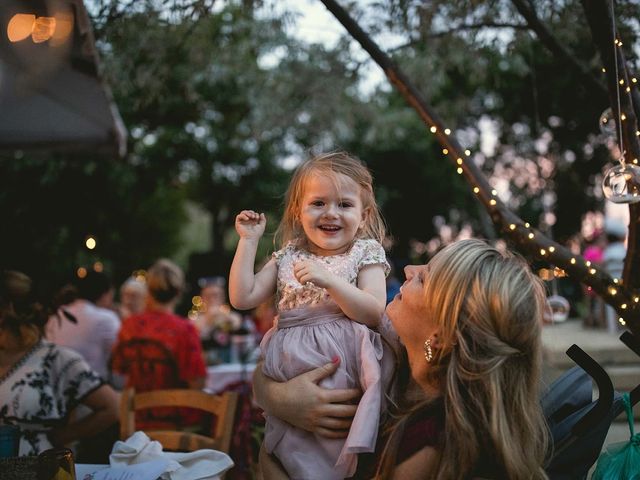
294, 260, 334, 289
235, 210, 266, 240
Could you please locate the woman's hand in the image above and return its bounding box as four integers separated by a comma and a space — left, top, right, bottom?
235, 210, 266, 241
293, 260, 334, 289
253, 359, 360, 438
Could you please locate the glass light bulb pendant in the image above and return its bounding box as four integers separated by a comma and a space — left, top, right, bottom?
602, 161, 640, 203
599, 107, 617, 137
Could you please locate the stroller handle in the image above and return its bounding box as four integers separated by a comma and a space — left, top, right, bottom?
619, 331, 640, 406
566, 344, 614, 437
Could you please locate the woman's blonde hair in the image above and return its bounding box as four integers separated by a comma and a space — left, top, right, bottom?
146, 259, 185, 304
379, 239, 550, 479
274, 151, 386, 248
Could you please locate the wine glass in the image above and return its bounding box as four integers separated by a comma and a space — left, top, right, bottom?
602, 160, 640, 204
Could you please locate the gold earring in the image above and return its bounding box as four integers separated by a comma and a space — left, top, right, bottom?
424, 338, 433, 362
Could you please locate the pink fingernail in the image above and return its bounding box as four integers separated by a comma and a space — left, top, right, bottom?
331, 356, 340, 364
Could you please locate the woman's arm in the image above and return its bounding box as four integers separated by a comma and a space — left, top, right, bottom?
253, 359, 360, 438
229, 211, 277, 310
49, 384, 119, 446
293, 262, 386, 327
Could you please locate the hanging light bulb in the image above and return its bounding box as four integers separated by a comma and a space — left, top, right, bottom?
602, 158, 640, 204
599, 107, 617, 137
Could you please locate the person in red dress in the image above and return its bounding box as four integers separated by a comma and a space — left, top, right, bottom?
111, 259, 206, 429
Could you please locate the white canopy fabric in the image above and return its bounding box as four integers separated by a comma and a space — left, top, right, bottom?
0, 0, 126, 156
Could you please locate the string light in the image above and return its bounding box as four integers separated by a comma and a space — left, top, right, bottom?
613, 278, 619, 284
634, 297, 639, 303
585, 261, 592, 267
540, 249, 546, 256
442, 148, 449, 155
457, 167, 464, 174
589, 268, 597, 274
528, 232, 535, 239
570, 258, 576, 264
456, 158, 463, 165
548, 246, 555, 253
85, 236, 96, 250
525, 222, 530, 228
509, 224, 516, 230
619, 318, 626, 326
444, 128, 451, 135
430, 126, 437, 133
489, 199, 496, 205
464, 149, 471, 156
491, 189, 497, 196
609, 287, 618, 295
473, 187, 480, 194
621, 303, 627, 309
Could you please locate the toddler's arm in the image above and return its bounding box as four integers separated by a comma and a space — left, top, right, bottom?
229, 210, 277, 310
294, 261, 386, 327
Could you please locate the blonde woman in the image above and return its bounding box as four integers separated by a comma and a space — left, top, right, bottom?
255, 239, 550, 479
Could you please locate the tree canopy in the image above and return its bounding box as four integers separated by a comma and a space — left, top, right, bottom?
2, 0, 638, 308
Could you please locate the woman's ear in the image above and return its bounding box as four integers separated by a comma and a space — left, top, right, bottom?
430, 331, 444, 350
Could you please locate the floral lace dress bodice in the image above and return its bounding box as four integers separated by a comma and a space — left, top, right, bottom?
273, 238, 390, 312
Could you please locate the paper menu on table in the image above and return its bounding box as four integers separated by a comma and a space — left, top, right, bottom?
80, 459, 170, 480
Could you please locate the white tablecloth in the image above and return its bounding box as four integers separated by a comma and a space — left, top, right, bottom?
205, 363, 256, 393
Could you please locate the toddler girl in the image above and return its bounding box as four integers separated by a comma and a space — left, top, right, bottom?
229, 151, 390, 479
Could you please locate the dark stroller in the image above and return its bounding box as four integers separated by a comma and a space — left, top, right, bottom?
543, 331, 640, 479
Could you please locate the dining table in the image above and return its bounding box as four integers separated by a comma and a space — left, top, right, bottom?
205, 362, 257, 394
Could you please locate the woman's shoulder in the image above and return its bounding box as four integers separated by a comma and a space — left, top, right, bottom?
41, 342, 99, 379
397, 401, 446, 463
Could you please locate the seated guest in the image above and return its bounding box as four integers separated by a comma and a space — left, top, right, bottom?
111, 259, 206, 429
192, 277, 242, 342
118, 276, 147, 320
0, 270, 119, 456
46, 270, 120, 379
255, 239, 550, 479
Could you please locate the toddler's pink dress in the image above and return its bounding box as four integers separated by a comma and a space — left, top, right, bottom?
260, 238, 390, 480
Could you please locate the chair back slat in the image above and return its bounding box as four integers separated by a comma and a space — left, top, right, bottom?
120, 388, 239, 454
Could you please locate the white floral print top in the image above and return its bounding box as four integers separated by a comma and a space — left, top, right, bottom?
272, 238, 390, 311
0, 341, 103, 455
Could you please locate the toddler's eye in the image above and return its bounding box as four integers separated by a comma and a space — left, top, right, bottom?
311, 200, 324, 207
339, 201, 353, 208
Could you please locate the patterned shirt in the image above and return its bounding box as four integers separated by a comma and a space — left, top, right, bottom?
0, 341, 104, 455
273, 238, 390, 312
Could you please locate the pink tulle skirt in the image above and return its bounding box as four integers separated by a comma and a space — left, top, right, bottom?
260, 303, 386, 479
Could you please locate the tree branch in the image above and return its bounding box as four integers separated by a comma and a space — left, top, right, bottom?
510, 0, 608, 102
319, 0, 640, 335
582, 0, 640, 297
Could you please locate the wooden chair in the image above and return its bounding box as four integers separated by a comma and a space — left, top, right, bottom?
120, 388, 239, 453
